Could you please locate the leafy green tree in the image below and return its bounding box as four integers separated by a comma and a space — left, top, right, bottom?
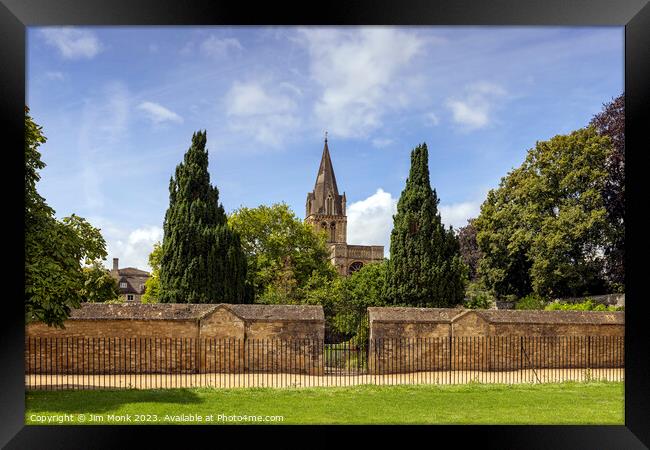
590, 94, 624, 290
25, 107, 108, 327
142, 241, 162, 303
458, 219, 483, 281
333, 259, 388, 345
463, 281, 495, 309
515, 293, 547, 310
474, 182, 534, 300
80, 260, 120, 303
475, 127, 614, 299
301, 271, 343, 337
385, 143, 467, 307
228, 203, 335, 303
159, 131, 248, 304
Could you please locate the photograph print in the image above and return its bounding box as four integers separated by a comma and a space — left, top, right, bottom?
24, 25, 625, 425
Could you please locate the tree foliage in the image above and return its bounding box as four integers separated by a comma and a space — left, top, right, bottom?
80, 260, 120, 303
159, 131, 248, 303
475, 127, 614, 299
589, 94, 624, 290
25, 107, 108, 327
458, 219, 483, 281
142, 241, 162, 304
332, 259, 388, 345
385, 143, 467, 307
228, 203, 335, 303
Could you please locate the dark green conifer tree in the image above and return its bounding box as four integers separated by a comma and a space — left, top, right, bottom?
385, 143, 467, 307
159, 131, 248, 303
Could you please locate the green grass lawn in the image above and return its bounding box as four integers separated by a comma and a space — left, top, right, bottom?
25, 381, 623, 425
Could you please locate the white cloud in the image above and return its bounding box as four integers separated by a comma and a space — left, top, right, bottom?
346, 189, 481, 254
200, 36, 243, 57
179, 41, 195, 56
347, 189, 397, 251
439, 201, 481, 230
371, 138, 393, 148
297, 28, 426, 139
138, 101, 184, 124
426, 112, 440, 126
226, 81, 296, 116
224, 80, 300, 146
446, 82, 507, 130
40, 27, 102, 60
45, 71, 65, 81
100, 222, 164, 272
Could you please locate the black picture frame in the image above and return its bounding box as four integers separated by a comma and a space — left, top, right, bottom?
2, 0, 648, 447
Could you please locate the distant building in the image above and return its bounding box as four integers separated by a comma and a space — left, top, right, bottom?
110, 258, 150, 303
305, 136, 384, 276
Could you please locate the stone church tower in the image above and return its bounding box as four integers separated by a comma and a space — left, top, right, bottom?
306, 136, 384, 276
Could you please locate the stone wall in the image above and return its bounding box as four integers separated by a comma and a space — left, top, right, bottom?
368, 307, 624, 374
26, 320, 199, 339
25, 303, 325, 375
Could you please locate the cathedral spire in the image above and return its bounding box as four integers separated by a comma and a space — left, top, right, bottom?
306, 135, 344, 218
314, 133, 339, 196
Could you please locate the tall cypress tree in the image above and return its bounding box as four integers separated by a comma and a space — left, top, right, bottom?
159, 131, 248, 303
385, 143, 467, 307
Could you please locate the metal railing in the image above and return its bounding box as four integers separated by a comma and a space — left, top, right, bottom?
24, 336, 624, 390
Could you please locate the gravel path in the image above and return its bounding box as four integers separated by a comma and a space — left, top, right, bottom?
26, 368, 623, 390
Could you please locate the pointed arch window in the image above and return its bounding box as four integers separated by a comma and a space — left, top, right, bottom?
330, 222, 336, 242
348, 261, 364, 275
327, 193, 333, 215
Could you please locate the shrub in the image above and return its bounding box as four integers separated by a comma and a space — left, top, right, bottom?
515, 293, 546, 310
544, 299, 623, 311
463, 282, 495, 309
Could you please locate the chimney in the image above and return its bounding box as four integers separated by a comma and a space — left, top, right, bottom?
113, 258, 119, 272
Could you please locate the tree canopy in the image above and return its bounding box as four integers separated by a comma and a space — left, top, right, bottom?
589, 94, 624, 290
142, 241, 162, 303
80, 260, 120, 303
159, 131, 248, 304
228, 202, 335, 303
475, 127, 614, 299
385, 143, 467, 307
458, 219, 482, 281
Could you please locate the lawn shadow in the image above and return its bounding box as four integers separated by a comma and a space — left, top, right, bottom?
26, 388, 206, 415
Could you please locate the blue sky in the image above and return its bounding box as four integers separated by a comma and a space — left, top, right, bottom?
27, 26, 623, 271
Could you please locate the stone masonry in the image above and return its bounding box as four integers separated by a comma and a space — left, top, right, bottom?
367, 307, 624, 374
25, 303, 325, 375
305, 136, 384, 275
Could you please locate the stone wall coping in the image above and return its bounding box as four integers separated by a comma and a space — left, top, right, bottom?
368, 307, 624, 325
216, 304, 324, 322
368, 307, 460, 323
474, 309, 624, 325
59, 303, 324, 323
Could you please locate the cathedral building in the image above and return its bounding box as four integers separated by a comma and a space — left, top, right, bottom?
305, 136, 384, 276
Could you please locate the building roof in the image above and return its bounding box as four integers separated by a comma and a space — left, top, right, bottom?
368, 307, 461, 323
306, 138, 345, 217
66, 303, 324, 322
368, 307, 624, 325
111, 267, 150, 295
118, 267, 150, 277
